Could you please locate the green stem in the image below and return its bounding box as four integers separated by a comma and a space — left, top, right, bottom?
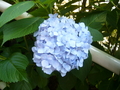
50, 4, 53, 14
81, 0, 87, 12
111, 1, 120, 10
37, 1, 49, 14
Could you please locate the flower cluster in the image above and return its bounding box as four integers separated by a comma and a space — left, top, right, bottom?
32, 13, 92, 77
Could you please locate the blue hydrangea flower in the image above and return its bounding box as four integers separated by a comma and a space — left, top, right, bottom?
32, 13, 93, 77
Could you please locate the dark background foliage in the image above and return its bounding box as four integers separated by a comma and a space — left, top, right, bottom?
0, 0, 120, 90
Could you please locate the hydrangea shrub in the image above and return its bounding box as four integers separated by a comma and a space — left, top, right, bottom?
32, 13, 92, 76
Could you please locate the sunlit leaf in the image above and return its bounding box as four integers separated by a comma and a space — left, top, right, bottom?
1, 17, 44, 45
0, 1, 34, 27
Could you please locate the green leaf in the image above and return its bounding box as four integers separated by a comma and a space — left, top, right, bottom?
36, 67, 50, 88
40, 0, 56, 8
106, 10, 119, 28
0, 52, 29, 82
9, 81, 32, 90
80, 12, 107, 30
75, 80, 89, 90
0, 1, 34, 27
36, 67, 50, 78
60, 5, 79, 15
117, 19, 120, 35
26, 66, 38, 89
89, 27, 103, 41
88, 64, 112, 85
98, 78, 119, 90
116, 84, 120, 90
71, 52, 92, 82
58, 73, 77, 90
40, 0, 56, 5
57, 86, 63, 90
30, 8, 48, 17
36, 67, 49, 88
61, 0, 78, 8
1, 17, 44, 45
37, 76, 48, 88
27, 66, 48, 89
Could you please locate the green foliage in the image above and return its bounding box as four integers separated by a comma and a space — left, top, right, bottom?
0, 0, 120, 90
58, 73, 77, 90
71, 52, 92, 82
30, 8, 48, 17
0, 52, 29, 82
80, 12, 107, 30
0, 1, 34, 27
80, 12, 107, 41
106, 10, 119, 28
98, 75, 120, 90
75, 80, 89, 90
8, 81, 32, 90
88, 64, 113, 85
88, 27, 103, 41
1, 17, 44, 45
40, 0, 56, 5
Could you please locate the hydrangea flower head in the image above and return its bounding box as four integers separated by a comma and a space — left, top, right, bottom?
32, 13, 92, 77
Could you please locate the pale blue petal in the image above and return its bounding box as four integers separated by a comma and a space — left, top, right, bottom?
36, 63, 41, 67
42, 67, 54, 74
63, 63, 71, 71
61, 68, 67, 74
49, 13, 58, 18
69, 40, 76, 47
61, 73, 66, 77
32, 13, 93, 77
41, 60, 51, 68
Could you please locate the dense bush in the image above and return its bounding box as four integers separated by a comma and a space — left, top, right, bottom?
0, 0, 120, 90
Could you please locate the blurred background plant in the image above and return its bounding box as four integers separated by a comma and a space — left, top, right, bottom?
0, 0, 120, 90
